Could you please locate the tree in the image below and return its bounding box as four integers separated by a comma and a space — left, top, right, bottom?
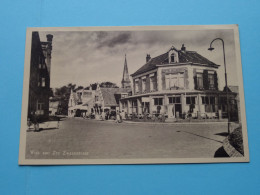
49, 88, 54, 97
100, 81, 119, 88
90, 83, 98, 90
54, 83, 76, 115
74, 86, 84, 91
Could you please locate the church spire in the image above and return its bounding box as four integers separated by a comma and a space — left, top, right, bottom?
121, 54, 131, 89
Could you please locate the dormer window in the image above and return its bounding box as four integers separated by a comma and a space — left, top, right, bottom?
171, 54, 175, 63
168, 49, 178, 63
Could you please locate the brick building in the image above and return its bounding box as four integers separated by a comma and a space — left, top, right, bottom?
28, 32, 53, 120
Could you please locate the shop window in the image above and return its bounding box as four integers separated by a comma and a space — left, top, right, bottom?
186, 96, 196, 104
154, 98, 163, 106
201, 96, 217, 112
132, 100, 138, 113
169, 96, 181, 104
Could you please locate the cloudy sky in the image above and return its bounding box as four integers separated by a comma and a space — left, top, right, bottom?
39, 29, 238, 90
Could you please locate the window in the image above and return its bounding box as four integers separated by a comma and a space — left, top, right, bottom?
186, 96, 196, 104
154, 98, 163, 106
95, 95, 99, 102
165, 73, 185, 89
208, 74, 214, 89
142, 78, 146, 92
37, 102, 44, 115
197, 73, 203, 89
169, 96, 181, 104
39, 63, 42, 69
121, 94, 128, 98
171, 54, 175, 63
42, 78, 45, 87
150, 76, 156, 91
201, 96, 217, 112
83, 92, 92, 97
132, 100, 137, 113
135, 79, 139, 93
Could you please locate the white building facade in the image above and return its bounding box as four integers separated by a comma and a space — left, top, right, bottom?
120, 45, 238, 120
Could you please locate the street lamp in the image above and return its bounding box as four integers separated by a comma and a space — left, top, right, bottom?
208, 38, 230, 134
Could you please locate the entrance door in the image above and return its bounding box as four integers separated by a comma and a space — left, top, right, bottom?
168, 105, 175, 118
175, 104, 182, 118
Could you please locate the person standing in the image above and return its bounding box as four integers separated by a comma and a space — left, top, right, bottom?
32, 112, 39, 132
116, 111, 120, 123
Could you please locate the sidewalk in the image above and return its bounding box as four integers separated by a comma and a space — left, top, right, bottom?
123, 120, 230, 125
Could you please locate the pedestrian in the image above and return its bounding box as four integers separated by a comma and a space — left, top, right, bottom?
101, 111, 105, 121
115, 111, 120, 123
32, 112, 39, 132
119, 111, 123, 122
27, 118, 32, 130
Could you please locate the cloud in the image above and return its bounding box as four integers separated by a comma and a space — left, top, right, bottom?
97, 32, 132, 48
39, 29, 238, 90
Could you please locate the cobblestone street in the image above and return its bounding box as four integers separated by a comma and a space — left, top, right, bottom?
26, 117, 229, 159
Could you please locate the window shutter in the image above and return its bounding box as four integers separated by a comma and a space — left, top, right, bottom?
194, 75, 198, 90
162, 72, 166, 90
203, 70, 209, 90
146, 75, 150, 92
138, 78, 142, 93
214, 71, 218, 90
154, 72, 157, 91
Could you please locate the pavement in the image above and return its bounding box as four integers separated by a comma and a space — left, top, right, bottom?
25, 117, 230, 159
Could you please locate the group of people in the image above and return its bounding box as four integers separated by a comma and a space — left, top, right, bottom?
99, 110, 125, 123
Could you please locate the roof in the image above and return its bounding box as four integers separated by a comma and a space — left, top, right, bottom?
131, 48, 218, 77
100, 88, 129, 107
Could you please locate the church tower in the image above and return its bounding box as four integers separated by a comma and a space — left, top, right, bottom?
121, 54, 131, 89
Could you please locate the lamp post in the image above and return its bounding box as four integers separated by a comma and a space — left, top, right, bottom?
208, 38, 230, 134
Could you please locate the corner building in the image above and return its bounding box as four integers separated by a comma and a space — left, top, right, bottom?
120, 45, 238, 120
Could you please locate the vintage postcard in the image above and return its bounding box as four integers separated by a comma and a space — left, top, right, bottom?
19, 25, 249, 165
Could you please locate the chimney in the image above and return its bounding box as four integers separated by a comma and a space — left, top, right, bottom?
146, 54, 151, 62
45, 34, 53, 76
181, 44, 186, 52
46, 34, 53, 42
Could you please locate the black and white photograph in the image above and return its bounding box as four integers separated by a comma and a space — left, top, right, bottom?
19, 25, 249, 165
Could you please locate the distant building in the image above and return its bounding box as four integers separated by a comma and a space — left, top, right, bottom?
120, 44, 238, 120
68, 88, 95, 117
121, 55, 132, 89
49, 98, 60, 116
28, 32, 53, 120
93, 84, 130, 117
